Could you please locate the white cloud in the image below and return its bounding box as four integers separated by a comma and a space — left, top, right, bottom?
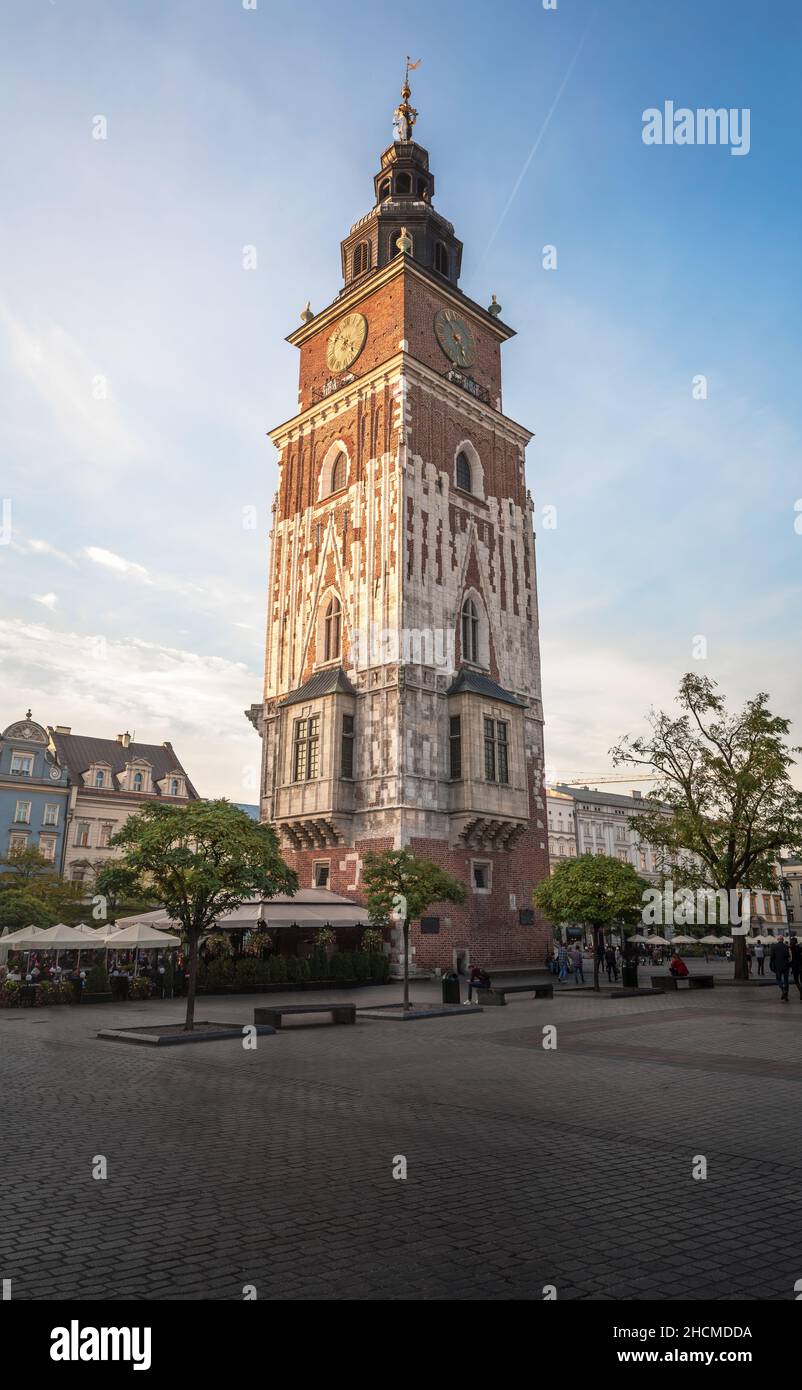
32, 592, 58, 611
83, 546, 152, 584
0, 618, 262, 798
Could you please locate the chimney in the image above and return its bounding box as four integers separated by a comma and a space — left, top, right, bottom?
122, 731, 131, 748
54, 725, 71, 735
632, 790, 642, 799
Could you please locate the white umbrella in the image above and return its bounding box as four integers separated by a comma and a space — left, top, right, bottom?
670, 935, 697, 945
698, 934, 724, 945
102, 924, 181, 948
629, 933, 653, 944
0, 924, 50, 948
644, 935, 671, 946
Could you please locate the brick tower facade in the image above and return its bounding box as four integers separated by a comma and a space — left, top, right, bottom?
247, 79, 550, 970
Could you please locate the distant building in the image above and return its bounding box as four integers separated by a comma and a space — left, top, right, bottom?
546, 788, 577, 864
782, 856, 802, 928
234, 803, 260, 821
554, 785, 664, 882
0, 712, 71, 869
49, 727, 199, 888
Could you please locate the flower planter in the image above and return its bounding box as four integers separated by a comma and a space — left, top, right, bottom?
80, 992, 114, 1005
196, 977, 389, 996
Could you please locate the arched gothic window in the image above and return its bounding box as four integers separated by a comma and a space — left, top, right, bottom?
330, 451, 346, 494
461, 597, 479, 664
456, 450, 472, 493
133, 771, 144, 792
434, 242, 449, 276
324, 596, 342, 662
379, 179, 391, 200
352, 241, 371, 277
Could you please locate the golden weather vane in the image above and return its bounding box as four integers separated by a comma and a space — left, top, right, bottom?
394, 56, 421, 141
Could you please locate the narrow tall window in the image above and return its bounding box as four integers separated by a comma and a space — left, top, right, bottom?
461, 597, 479, 663
456, 451, 472, 493
293, 716, 320, 781
449, 716, 462, 779
434, 241, 449, 276
396, 173, 411, 194
14, 800, 31, 824
330, 452, 346, 493
484, 719, 510, 784
133, 772, 143, 792
94, 770, 105, 787
324, 596, 341, 661
379, 179, 391, 200
352, 241, 371, 276
44, 804, 59, 826
10, 754, 32, 776
496, 721, 509, 784
75, 821, 91, 847
170, 778, 179, 796
484, 717, 496, 782
341, 714, 355, 779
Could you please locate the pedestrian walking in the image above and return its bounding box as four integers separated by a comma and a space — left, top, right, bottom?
769, 936, 790, 1001
755, 942, 765, 976
790, 936, 802, 1002
571, 945, 584, 985
604, 945, 618, 983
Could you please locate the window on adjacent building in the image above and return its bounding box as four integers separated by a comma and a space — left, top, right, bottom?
133, 772, 144, 792
10, 753, 33, 776
98, 822, 114, 848
39, 836, 56, 862
461, 597, 479, 663
170, 779, 179, 796
456, 451, 472, 493
14, 801, 31, 824
340, 714, 355, 779
352, 241, 371, 276
314, 862, 330, 888
449, 715, 462, 779
484, 718, 509, 784
293, 716, 320, 781
43, 803, 59, 826
93, 770, 104, 787
75, 822, 91, 847
71, 867, 85, 882
324, 596, 342, 661
9, 832, 28, 851
434, 241, 449, 276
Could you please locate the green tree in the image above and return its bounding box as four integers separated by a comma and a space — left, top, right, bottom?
96, 800, 297, 1030
362, 849, 465, 1010
611, 674, 802, 981
0, 892, 51, 933
0, 845, 57, 892
533, 854, 648, 991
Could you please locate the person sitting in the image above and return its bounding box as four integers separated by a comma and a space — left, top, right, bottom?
467, 965, 491, 1003
669, 954, 689, 979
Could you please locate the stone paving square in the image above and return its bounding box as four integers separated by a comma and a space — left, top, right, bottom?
2, 979, 801, 1301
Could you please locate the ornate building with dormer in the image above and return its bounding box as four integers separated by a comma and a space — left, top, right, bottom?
247, 76, 550, 969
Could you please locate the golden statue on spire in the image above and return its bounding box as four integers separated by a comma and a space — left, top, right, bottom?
393, 57, 420, 142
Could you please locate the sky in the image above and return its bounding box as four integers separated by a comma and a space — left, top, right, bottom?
1, 0, 800, 798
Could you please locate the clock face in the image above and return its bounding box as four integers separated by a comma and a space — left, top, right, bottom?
434, 307, 474, 369
326, 312, 368, 374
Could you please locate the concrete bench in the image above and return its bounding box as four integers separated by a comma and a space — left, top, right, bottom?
480, 982, 554, 1006
253, 1003, 356, 1028
651, 974, 715, 991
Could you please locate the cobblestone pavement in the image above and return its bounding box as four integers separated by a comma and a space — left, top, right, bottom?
2, 979, 801, 1301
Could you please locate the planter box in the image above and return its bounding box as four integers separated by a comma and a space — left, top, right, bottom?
196, 977, 389, 996
80, 992, 114, 1005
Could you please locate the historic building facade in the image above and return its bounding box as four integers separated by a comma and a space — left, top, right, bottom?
49, 727, 199, 887
247, 79, 550, 970
0, 713, 71, 868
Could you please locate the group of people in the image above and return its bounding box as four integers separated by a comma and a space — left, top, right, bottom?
764, 935, 802, 1001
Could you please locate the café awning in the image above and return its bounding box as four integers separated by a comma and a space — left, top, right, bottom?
113, 889, 371, 933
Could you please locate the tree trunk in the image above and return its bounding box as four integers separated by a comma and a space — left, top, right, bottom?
593, 927, 601, 992
184, 931, 199, 1031
403, 917, 410, 1011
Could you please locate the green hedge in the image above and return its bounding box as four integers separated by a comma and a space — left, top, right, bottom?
198, 950, 389, 988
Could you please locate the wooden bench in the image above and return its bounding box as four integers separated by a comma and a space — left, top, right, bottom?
253, 1003, 356, 1028
651, 974, 715, 991
479, 982, 554, 1006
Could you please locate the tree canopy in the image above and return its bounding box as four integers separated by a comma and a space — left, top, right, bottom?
533, 853, 647, 931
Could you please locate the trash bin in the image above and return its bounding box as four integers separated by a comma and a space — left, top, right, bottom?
621, 956, 639, 989
441, 970, 461, 1005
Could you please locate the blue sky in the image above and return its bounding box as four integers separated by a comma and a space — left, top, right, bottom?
1, 0, 800, 796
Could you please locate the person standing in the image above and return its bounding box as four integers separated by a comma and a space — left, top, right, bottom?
557, 943, 569, 983
571, 944, 585, 985
755, 941, 765, 976
789, 936, 802, 1001
770, 936, 790, 1001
